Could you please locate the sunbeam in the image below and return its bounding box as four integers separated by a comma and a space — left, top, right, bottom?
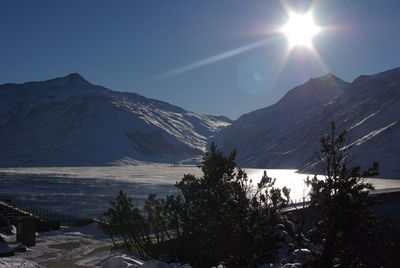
155, 37, 280, 80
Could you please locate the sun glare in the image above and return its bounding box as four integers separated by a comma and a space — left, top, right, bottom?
281, 12, 320, 48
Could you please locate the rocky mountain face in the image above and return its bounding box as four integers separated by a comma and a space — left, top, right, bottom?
0, 74, 230, 167
213, 67, 400, 178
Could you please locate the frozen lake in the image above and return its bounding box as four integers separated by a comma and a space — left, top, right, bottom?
0, 165, 399, 219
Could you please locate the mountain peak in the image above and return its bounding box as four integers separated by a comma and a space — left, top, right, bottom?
29, 73, 92, 88
0, 73, 91, 89
62, 73, 90, 85
276, 72, 348, 107
311, 73, 346, 84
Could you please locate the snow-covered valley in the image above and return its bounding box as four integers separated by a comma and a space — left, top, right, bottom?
2, 68, 400, 178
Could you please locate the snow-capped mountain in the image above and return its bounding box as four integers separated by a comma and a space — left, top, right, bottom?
213, 67, 400, 178
0, 73, 231, 167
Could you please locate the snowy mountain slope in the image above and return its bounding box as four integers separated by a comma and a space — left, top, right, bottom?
0, 74, 230, 167
213, 67, 400, 178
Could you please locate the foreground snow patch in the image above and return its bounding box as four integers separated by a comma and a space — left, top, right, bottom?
99, 254, 191, 268
0, 256, 43, 268
100, 254, 143, 268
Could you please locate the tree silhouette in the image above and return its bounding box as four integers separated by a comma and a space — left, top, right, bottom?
306, 122, 381, 267
174, 143, 290, 267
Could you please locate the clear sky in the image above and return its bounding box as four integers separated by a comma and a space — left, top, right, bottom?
1, 0, 399, 119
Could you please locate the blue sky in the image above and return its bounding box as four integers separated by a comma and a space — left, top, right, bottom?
1, 0, 399, 119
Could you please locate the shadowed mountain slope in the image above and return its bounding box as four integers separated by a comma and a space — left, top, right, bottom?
213, 67, 400, 178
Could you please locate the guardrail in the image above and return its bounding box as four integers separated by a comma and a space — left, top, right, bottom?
0, 197, 89, 228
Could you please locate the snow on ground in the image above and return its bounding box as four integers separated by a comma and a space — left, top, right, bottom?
1, 223, 111, 267
0, 256, 43, 268
0, 222, 193, 268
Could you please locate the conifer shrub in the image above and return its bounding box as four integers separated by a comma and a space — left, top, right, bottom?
303, 122, 398, 267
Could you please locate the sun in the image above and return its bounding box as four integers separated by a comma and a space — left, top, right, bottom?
281, 12, 320, 48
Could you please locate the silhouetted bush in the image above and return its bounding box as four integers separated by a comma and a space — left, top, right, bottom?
303, 122, 399, 267
171, 143, 290, 267
102, 143, 291, 267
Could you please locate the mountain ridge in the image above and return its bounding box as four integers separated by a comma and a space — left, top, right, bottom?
213, 67, 400, 178
0, 74, 231, 167
2, 67, 400, 177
